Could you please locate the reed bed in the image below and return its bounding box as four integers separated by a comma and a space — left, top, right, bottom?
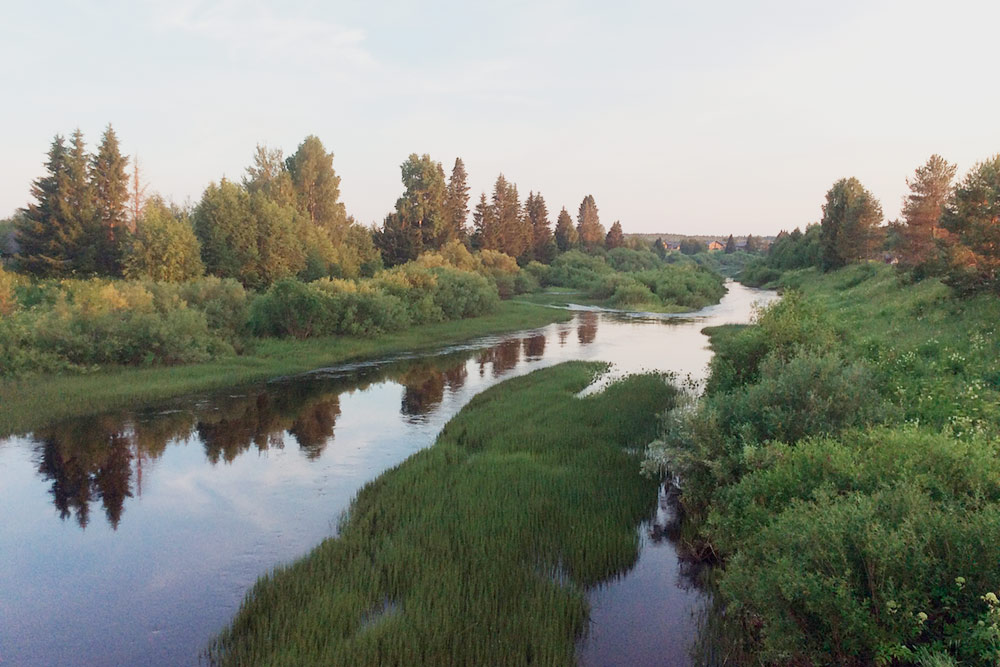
208, 362, 676, 665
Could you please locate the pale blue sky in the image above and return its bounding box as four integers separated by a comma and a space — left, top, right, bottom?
2, 0, 998, 235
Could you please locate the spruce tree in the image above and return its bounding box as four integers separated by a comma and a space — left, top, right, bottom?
576, 195, 604, 249
471, 192, 500, 251
16, 135, 73, 276
443, 158, 470, 244
745, 234, 757, 253
605, 221, 624, 249
90, 124, 130, 275
62, 129, 98, 274
554, 207, 577, 251
725, 234, 736, 253
493, 176, 528, 258
525, 191, 553, 261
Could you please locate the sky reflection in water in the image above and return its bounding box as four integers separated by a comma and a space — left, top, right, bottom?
0, 282, 775, 666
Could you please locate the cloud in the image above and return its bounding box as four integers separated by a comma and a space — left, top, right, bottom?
151, 0, 375, 70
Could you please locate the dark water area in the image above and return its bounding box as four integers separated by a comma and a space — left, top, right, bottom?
0, 282, 776, 666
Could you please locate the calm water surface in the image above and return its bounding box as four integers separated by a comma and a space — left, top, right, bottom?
0, 282, 775, 666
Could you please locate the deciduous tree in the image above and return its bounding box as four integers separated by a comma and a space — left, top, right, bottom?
125, 197, 203, 282
285, 136, 348, 241
820, 177, 883, 270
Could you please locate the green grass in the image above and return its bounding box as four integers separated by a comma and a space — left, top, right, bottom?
0, 301, 570, 437
651, 263, 1000, 664
207, 362, 677, 666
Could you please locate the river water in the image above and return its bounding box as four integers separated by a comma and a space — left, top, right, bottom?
0, 282, 775, 666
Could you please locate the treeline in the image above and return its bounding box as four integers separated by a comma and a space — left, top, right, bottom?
3, 127, 637, 286
741, 153, 1000, 291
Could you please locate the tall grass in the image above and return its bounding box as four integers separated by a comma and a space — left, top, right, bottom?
208, 362, 677, 665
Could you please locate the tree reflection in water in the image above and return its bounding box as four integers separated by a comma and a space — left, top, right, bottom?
28, 331, 561, 530
577, 311, 598, 344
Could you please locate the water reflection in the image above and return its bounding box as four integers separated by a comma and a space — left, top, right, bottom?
577, 310, 598, 344
1, 282, 777, 667
27, 326, 602, 531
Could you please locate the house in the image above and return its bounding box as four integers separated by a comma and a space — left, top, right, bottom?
707, 240, 725, 252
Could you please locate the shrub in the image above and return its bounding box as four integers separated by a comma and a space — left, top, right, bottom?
610, 281, 656, 307
0, 265, 18, 315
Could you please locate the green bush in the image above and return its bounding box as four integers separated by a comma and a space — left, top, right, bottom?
610, 281, 656, 307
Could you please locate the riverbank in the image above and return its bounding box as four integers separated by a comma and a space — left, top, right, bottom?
647, 263, 1000, 664
208, 361, 676, 665
0, 301, 570, 437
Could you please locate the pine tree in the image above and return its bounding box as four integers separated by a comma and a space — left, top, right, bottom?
900, 154, 956, 269
443, 158, 470, 244
820, 177, 884, 270
576, 195, 604, 249
940, 155, 1000, 292
554, 207, 577, 251
90, 124, 130, 275
725, 234, 736, 253
286, 136, 348, 242
605, 221, 624, 249
16, 135, 73, 276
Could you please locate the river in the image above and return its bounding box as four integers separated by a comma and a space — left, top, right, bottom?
0, 281, 775, 666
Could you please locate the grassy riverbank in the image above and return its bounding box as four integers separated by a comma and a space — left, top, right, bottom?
647, 263, 1000, 665
208, 362, 676, 666
0, 301, 570, 437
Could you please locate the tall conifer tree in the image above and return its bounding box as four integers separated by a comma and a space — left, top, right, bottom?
576, 195, 604, 248
554, 207, 577, 251
443, 158, 470, 244
63, 129, 98, 274
605, 221, 624, 249
16, 135, 72, 276
90, 124, 130, 275
525, 191, 553, 261
900, 154, 956, 269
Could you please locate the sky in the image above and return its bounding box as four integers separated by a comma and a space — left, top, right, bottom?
2, 0, 999, 236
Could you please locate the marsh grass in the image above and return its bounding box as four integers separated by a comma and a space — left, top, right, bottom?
0, 302, 570, 437
207, 362, 677, 666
